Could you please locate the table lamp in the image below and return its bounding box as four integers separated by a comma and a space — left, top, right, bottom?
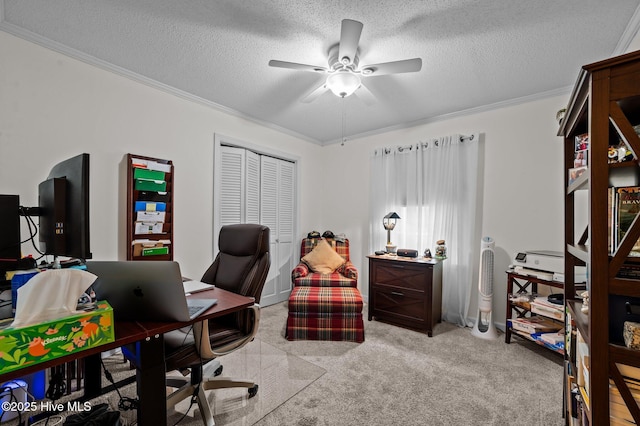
383, 212, 400, 254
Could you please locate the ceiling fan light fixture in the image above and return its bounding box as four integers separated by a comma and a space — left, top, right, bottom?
326, 71, 361, 98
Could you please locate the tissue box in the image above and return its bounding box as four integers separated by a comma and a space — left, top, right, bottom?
0, 301, 114, 375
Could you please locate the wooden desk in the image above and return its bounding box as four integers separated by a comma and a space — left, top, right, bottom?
0, 287, 254, 426
367, 255, 443, 336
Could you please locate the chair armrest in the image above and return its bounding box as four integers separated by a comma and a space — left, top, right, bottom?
341, 261, 358, 281
291, 263, 309, 282
194, 304, 260, 359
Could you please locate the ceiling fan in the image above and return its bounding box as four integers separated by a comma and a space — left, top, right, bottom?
268, 19, 422, 104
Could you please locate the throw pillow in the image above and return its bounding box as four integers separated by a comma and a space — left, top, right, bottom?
302, 238, 345, 274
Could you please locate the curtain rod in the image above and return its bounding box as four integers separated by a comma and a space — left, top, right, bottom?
378, 134, 475, 154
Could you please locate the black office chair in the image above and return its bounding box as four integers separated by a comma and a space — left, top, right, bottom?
164, 224, 270, 425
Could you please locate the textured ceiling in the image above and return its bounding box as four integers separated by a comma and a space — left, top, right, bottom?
2, 0, 640, 145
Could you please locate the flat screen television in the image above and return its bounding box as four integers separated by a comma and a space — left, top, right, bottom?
38, 153, 92, 260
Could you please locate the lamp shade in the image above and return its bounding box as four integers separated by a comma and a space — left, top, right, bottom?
326, 71, 361, 98
384, 212, 400, 220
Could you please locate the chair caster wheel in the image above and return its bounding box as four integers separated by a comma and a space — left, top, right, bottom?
248, 384, 258, 398
214, 365, 223, 376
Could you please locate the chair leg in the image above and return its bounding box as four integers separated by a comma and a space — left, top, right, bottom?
201, 376, 259, 399
167, 368, 217, 426
195, 384, 215, 426
166, 381, 195, 409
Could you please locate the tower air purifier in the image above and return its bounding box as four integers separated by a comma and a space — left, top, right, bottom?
472, 236, 499, 339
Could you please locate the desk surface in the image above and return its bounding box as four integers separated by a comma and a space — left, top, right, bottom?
0, 286, 254, 382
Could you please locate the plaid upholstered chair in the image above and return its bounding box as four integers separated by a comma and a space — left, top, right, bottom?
286, 236, 365, 342
291, 237, 358, 287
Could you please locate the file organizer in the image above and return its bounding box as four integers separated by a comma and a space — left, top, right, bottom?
126, 154, 174, 260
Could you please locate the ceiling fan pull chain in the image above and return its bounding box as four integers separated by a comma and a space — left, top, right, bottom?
341, 97, 347, 146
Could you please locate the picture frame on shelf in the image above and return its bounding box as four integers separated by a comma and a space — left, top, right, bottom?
568, 166, 587, 185
574, 133, 589, 152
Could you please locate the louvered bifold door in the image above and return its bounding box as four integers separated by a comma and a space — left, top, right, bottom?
260, 156, 295, 306
219, 146, 246, 226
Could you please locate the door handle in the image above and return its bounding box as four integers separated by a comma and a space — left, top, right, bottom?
391, 291, 404, 297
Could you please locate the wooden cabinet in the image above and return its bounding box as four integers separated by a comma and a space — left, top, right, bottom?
126, 154, 174, 261
560, 50, 640, 425
367, 255, 443, 337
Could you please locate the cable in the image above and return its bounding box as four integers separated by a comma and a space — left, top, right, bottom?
45, 371, 65, 401
100, 359, 138, 412
20, 209, 45, 260
171, 324, 200, 426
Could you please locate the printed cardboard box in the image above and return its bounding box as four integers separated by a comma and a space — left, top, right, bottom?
0, 301, 114, 375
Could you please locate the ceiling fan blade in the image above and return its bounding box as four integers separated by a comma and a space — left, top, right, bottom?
301, 83, 328, 103
268, 60, 328, 73
354, 83, 376, 106
360, 58, 422, 76
338, 19, 363, 65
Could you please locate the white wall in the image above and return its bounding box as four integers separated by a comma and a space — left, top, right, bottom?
319, 95, 568, 327
4, 27, 639, 329
0, 31, 323, 281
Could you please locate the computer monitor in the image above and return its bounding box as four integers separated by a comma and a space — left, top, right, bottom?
38, 153, 92, 261
0, 195, 21, 261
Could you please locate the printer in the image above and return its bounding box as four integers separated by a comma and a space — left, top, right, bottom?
513, 250, 587, 283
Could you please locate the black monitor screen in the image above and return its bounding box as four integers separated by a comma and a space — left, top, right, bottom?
38, 153, 92, 260
0, 195, 21, 261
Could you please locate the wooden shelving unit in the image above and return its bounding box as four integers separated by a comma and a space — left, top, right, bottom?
560, 49, 640, 425
126, 154, 174, 261
505, 271, 570, 356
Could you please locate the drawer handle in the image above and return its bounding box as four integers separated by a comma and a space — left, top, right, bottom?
389, 265, 405, 269
391, 291, 404, 296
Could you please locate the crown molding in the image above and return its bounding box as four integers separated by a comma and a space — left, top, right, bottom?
324, 86, 573, 146
614, 3, 640, 55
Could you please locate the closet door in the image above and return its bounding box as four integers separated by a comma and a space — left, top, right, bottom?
217, 145, 295, 307
219, 147, 260, 225
245, 150, 260, 224
219, 146, 245, 226
259, 156, 295, 306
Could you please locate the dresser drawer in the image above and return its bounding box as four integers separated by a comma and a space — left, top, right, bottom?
371, 286, 426, 325
371, 260, 432, 292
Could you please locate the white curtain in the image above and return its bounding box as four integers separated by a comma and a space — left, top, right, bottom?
369, 134, 480, 327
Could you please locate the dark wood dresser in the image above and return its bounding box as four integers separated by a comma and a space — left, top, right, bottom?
367, 255, 443, 336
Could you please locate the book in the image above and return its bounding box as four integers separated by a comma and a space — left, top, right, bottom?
510, 316, 562, 334
617, 186, 640, 256
531, 297, 564, 320
540, 331, 564, 346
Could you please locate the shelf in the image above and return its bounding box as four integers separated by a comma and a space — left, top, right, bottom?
610, 343, 640, 369
567, 300, 589, 345
510, 329, 564, 355
610, 278, 640, 297
126, 154, 174, 261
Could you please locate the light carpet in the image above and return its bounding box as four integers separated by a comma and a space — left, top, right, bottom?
254, 302, 564, 426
